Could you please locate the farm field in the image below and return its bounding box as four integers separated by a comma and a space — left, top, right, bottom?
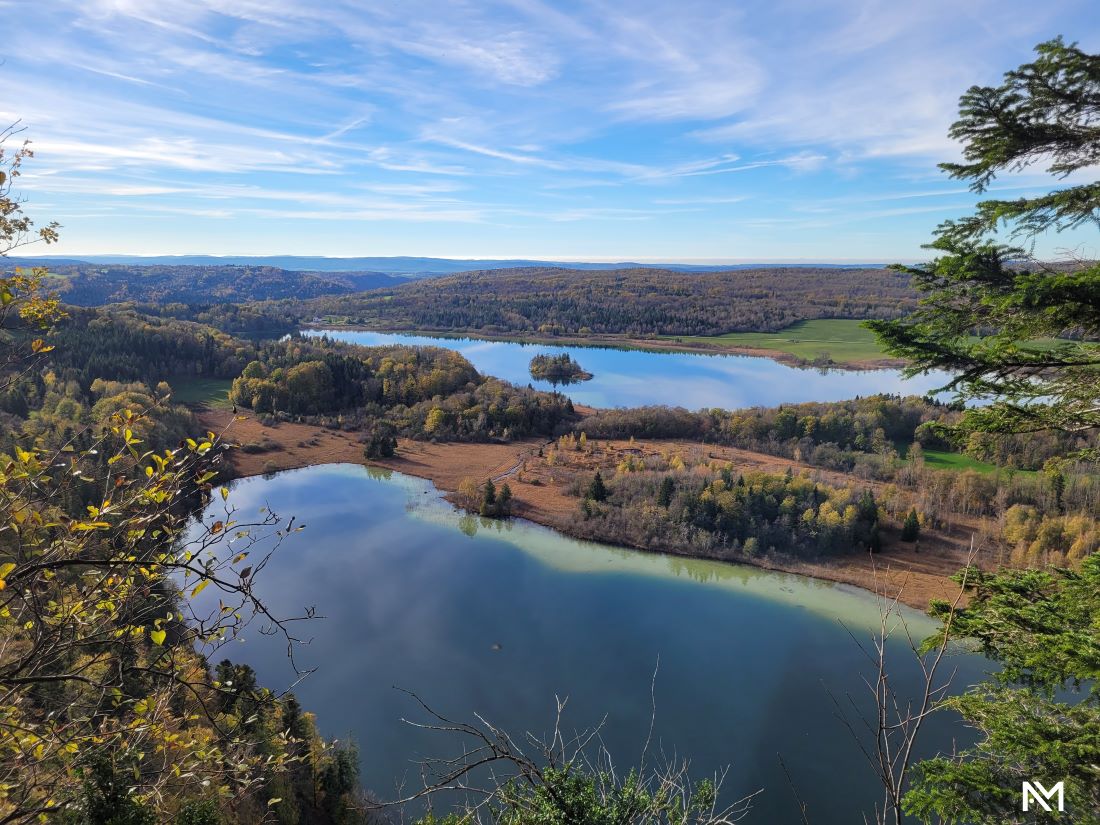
664, 319, 890, 363
922, 449, 1001, 473
168, 376, 233, 407
922, 449, 1040, 475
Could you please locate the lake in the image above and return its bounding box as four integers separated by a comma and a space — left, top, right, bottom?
197, 464, 986, 824
305, 329, 951, 409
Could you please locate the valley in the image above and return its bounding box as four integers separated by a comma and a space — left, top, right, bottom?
3, 25, 1098, 825
7, 264, 1093, 824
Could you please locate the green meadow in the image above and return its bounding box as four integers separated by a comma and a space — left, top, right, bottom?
922, 449, 999, 473
168, 376, 234, 407
665, 319, 890, 363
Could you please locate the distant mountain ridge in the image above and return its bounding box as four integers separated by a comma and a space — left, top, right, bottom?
12, 254, 890, 277
0, 260, 918, 341
0, 260, 403, 306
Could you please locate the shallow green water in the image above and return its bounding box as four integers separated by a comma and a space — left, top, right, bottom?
307, 329, 949, 409
198, 464, 985, 824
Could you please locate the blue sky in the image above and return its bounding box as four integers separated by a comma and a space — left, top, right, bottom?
3, 0, 1098, 261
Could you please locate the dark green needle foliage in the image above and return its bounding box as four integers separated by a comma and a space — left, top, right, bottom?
905, 556, 1100, 823
901, 508, 921, 542
870, 39, 1100, 824
868, 39, 1100, 459
587, 470, 609, 503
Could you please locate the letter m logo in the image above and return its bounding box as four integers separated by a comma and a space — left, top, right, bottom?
1022, 780, 1065, 812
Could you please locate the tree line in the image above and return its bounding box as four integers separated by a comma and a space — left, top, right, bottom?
229, 336, 576, 442
570, 462, 883, 561
289, 266, 917, 337
0, 262, 402, 306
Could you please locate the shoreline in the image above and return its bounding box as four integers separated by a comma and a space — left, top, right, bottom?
301, 324, 909, 372
197, 408, 970, 610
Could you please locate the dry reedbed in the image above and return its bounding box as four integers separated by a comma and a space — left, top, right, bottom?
198, 408, 367, 476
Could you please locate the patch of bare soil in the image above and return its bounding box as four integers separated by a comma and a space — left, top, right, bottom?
196, 408, 366, 477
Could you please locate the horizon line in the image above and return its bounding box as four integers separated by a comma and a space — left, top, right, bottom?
22, 252, 921, 265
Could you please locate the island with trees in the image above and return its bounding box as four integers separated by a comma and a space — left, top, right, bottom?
528, 352, 593, 384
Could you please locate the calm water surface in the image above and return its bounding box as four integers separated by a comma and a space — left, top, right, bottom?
198, 465, 985, 824
306, 329, 950, 409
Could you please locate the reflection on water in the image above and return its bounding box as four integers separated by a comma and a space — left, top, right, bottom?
194, 464, 985, 825
401, 475, 918, 629
305, 329, 950, 409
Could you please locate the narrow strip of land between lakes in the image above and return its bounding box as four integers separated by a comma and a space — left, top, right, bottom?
197, 407, 975, 610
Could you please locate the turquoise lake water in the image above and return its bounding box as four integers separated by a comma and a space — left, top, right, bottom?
197, 464, 986, 824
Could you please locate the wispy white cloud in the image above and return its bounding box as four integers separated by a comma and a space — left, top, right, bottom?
641, 153, 828, 180
2, 0, 1095, 257
652, 195, 749, 205
393, 32, 560, 87
425, 135, 567, 169
30, 136, 340, 175
545, 206, 694, 222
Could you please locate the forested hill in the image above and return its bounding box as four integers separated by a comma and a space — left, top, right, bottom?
0, 303, 577, 454
296, 265, 917, 336
0, 262, 405, 305
4, 262, 919, 338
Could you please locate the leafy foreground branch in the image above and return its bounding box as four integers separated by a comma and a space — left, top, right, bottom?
0, 193, 367, 820
0, 402, 370, 823
394, 692, 758, 825
869, 38, 1100, 458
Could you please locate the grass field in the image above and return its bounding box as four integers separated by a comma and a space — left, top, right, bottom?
169, 376, 233, 407
665, 319, 890, 363
922, 449, 1000, 473
920, 449, 1040, 475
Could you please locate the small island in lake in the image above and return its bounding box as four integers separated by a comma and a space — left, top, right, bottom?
529, 353, 594, 384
